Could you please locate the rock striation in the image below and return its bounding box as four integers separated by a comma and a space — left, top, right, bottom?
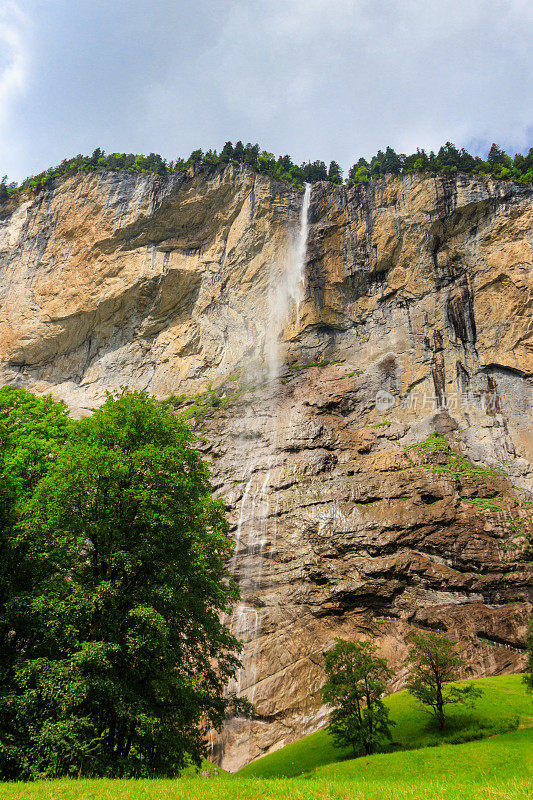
0, 165, 532, 770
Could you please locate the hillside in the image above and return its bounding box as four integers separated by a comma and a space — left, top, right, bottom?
238, 674, 531, 778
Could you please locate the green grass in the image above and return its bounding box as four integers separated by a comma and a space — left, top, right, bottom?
161, 383, 256, 421
288, 360, 343, 372
405, 432, 506, 481
239, 674, 531, 778
3, 734, 532, 800
3, 676, 531, 800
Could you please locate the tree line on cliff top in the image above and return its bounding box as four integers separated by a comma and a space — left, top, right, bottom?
2, 140, 532, 199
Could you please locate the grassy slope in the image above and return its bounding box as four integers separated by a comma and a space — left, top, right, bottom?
239, 674, 532, 778
4, 734, 532, 800
3, 676, 532, 800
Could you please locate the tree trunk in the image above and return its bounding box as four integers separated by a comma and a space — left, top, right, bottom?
124, 726, 134, 758
436, 683, 445, 729
107, 715, 116, 752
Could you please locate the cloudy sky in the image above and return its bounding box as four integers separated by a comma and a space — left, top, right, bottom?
1, 0, 532, 182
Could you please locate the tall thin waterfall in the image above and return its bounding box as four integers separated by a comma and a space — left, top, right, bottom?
290, 181, 311, 325
266, 182, 311, 378
223, 183, 312, 764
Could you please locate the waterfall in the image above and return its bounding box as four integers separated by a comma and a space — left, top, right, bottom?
290, 182, 311, 325
266, 183, 311, 379
231, 468, 255, 572
221, 182, 311, 766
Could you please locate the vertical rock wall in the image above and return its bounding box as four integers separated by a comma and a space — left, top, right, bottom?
0, 166, 531, 770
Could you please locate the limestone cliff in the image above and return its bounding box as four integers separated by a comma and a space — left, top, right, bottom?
0, 165, 531, 770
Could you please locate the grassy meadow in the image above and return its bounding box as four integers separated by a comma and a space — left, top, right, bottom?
3, 675, 532, 800
239, 673, 531, 778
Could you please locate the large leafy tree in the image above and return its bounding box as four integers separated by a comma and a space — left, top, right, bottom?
0, 386, 72, 499
407, 632, 482, 729
321, 638, 394, 756
0, 388, 72, 780
0, 388, 71, 639
1, 390, 243, 779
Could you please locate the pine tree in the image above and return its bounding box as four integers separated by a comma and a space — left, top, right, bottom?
487, 142, 505, 168
220, 141, 234, 162
328, 160, 343, 183
233, 141, 245, 162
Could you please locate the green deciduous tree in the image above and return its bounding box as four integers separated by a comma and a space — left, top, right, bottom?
0, 387, 72, 499
407, 632, 482, 729
321, 638, 394, 756
0, 388, 72, 780
348, 157, 370, 183
0, 390, 244, 780
348, 165, 369, 186
258, 150, 276, 174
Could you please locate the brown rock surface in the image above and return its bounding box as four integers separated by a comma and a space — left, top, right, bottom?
202, 373, 531, 770
0, 166, 531, 770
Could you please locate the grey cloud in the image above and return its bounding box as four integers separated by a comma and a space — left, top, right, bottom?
1, 0, 532, 181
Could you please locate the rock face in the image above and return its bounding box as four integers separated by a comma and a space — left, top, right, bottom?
0, 166, 532, 770
0, 166, 300, 414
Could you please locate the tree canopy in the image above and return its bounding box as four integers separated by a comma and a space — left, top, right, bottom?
0, 386, 72, 499
407, 632, 482, 729
5, 140, 532, 197
0, 389, 244, 780
321, 638, 394, 756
